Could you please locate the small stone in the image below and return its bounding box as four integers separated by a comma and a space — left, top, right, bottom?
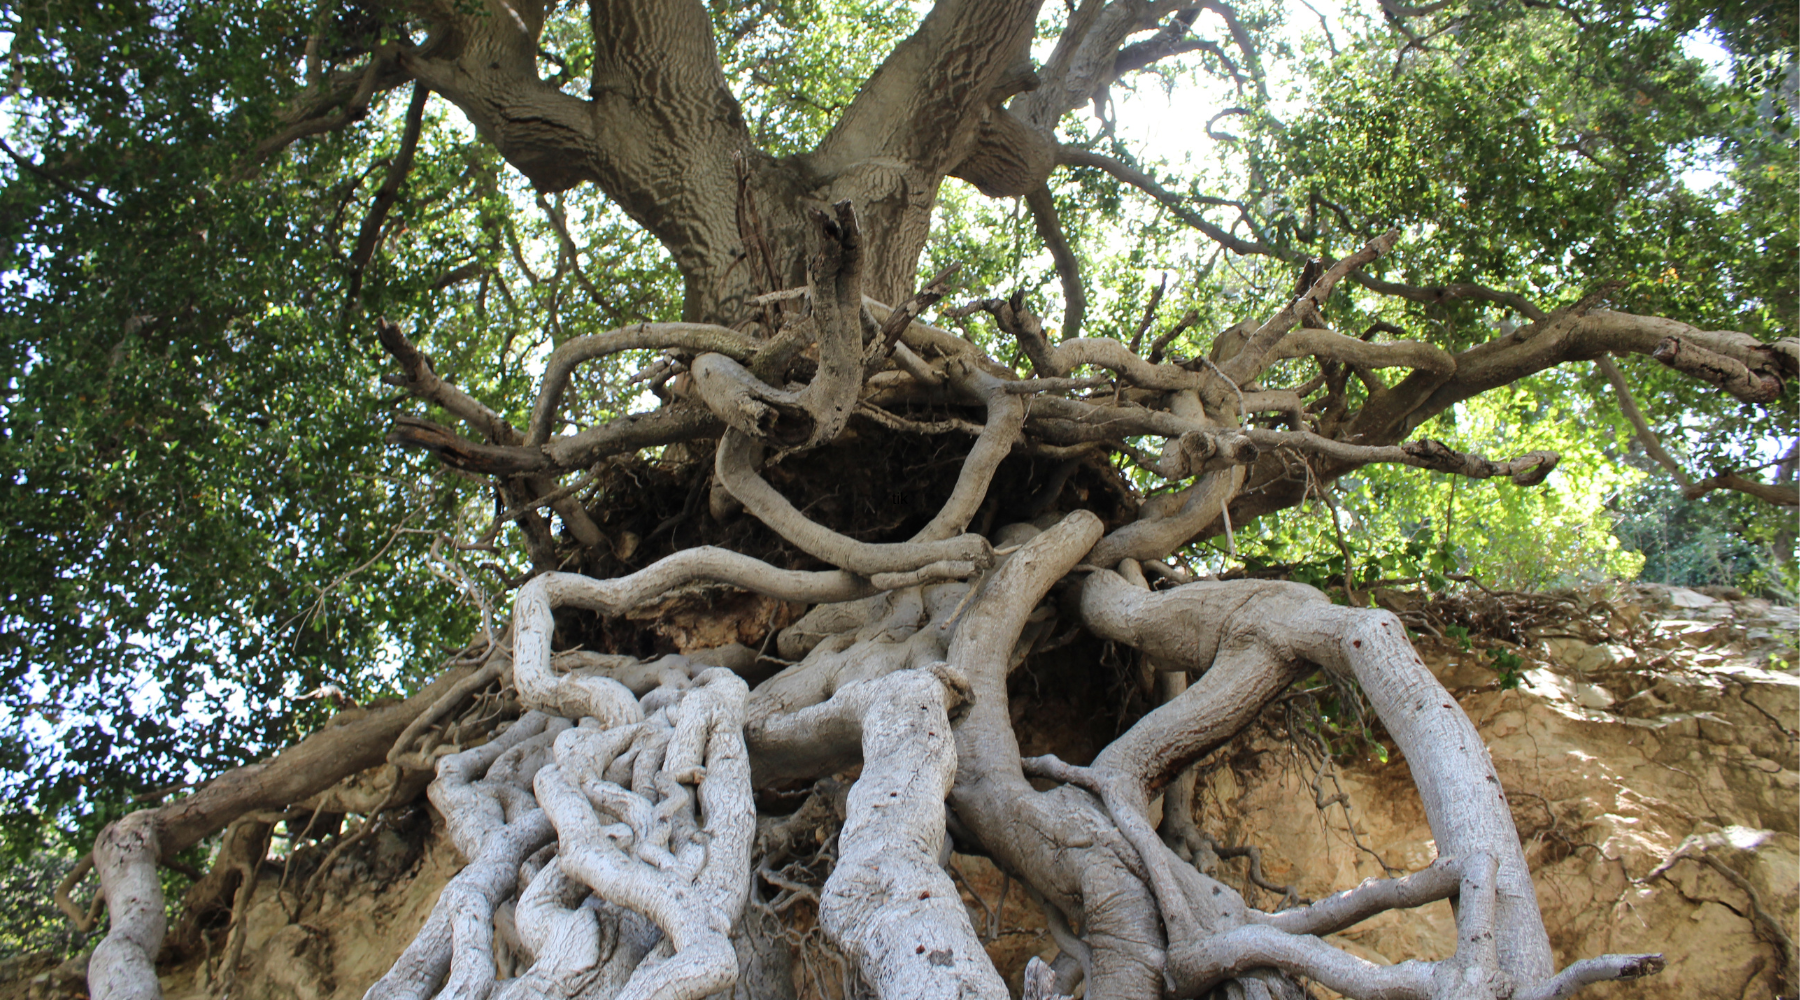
1573, 682, 1615, 710
1666, 587, 1718, 608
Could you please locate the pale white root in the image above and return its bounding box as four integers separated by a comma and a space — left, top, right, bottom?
86, 667, 480, 1000
510, 550, 880, 722
532, 668, 755, 1000
88, 812, 164, 1000
814, 666, 1008, 999
102, 544, 1660, 1000
366, 712, 569, 1000
365, 663, 757, 1000
1074, 570, 1662, 998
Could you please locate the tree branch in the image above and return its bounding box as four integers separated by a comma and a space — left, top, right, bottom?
798, 201, 868, 445
347, 82, 432, 305
1268, 325, 1455, 376
376, 319, 524, 445
1683, 471, 1800, 506
812, 0, 1042, 179
1407, 309, 1794, 440
1218, 229, 1402, 384
1350, 273, 1549, 323
245, 47, 411, 174
527, 324, 757, 446
1026, 185, 1089, 341
1057, 145, 1272, 257
0, 136, 115, 210
1243, 429, 1560, 486
1595, 354, 1690, 486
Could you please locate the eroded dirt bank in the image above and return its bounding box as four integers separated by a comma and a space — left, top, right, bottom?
7, 584, 1794, 1000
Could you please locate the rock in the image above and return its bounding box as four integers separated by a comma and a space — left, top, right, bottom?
1667, 586, 1719, 608
1425, 651, 1500, 691
1542, 638, 1637, 676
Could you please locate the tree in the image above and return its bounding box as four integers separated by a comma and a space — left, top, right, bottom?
2, 1, 1793, 998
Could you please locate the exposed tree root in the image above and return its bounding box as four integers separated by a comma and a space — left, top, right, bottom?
86, 665, 480, 999
75, 237, 1692, 1000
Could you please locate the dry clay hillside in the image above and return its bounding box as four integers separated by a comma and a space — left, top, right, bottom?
8, 582, 1797, 1000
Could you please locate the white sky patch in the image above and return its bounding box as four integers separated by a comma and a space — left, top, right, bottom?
1674, 27, 1737, 192
1679, 28, 1732, 79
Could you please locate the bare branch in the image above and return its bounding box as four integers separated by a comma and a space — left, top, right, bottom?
1146, 310, 1200, 365
347, 82, 431, 305
1244, 428, 1559, 485
528, 324, 757, 446
966, 293, 1065, 378
910, 361, 1026, 542
1407, 309, 1794, 442
1514, 955, 1669, 1000
1257, 857, 1462, 936
88, 667, 479, 996
1650, 334, 1783, 403
689, 352, 817, 445
387, 416, 548, 476
869, 263, 962, 371
542, 404, 723, 471
1026, 185, 1088, 341
1219, 229, 1402, 384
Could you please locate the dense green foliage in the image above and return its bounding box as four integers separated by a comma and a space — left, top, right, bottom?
0, 850, 94, 961
0, 0, 1791, 889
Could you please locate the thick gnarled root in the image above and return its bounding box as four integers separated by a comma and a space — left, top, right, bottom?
531, 668, 754, 1000
1073, 571, 1662, 999
88, 812, 164, 1000
366, 712, 568, 1000
362, 661, 756, 1000
815, 667, 1007, 999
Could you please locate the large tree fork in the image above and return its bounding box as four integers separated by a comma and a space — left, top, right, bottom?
262, 0, 1792, 500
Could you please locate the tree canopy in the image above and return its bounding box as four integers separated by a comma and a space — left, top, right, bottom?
0, 0, 1794, 994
